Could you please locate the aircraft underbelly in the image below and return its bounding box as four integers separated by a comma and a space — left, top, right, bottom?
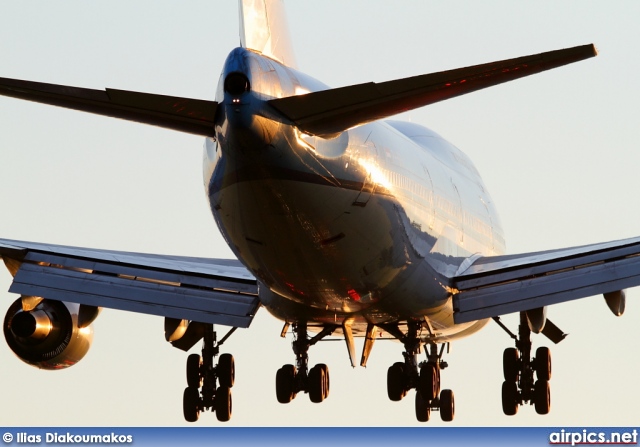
212, 173, 495, 341
212, 175, 426, 307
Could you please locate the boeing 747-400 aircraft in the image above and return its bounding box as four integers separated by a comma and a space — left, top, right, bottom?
1, 1, 638, 424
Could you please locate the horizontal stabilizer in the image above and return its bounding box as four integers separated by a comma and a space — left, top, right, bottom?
269, 44, 596, 137
0, 77, 218, 136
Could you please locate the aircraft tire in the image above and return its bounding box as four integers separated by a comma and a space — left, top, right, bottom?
387, 362, 406, 401
308, 365, 325, 403
276, 364, 296, 403
186, 354, 202, 388
318, 363, 330, 398
534, 380, 550, 415
415, 390, 431, 422
439, 389, 455, 422
501, 381, 518, 416
503, 348, 519, 382
419, 363, 439, 401
215, 386, 232, 422
535, 347, 551, 381
218, 353, 235, 388
183, 386, 200, 423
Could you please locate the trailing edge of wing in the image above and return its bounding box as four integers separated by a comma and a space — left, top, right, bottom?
268, 44, 597, 138
0, 239, 259, 328
452, 235, 640, 323
0, 78, 218, 136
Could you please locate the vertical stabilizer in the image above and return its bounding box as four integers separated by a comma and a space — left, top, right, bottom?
239, 0, 297, 68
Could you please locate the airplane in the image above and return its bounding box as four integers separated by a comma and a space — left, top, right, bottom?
1, 0, 639, 425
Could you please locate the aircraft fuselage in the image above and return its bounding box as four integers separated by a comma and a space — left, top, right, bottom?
204, 48, 506, 340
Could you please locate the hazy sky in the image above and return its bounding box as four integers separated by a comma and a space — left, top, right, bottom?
1, 0, 640, 427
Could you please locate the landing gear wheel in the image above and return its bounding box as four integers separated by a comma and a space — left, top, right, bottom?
534, 380, 550, 415
318, 363, 330, 398
215, 386, 232, 422
501, 381, 519, 416
186, 354, 202, 388
308, 365, 326, 403
276, 364, 296, 403
387, 362, 406, 402
183, 386, 200, 422
419, 363, 439, 401
415, 390, 431, 422
439, 389, 455, 422
218, 353, 235, 388
503, 347, 519, 382
535, 347, 551, 381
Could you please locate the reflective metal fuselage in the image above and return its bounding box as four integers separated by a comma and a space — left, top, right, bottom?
204, 48, 506, 341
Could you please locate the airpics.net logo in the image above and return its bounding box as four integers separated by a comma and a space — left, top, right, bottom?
3, 432, 133, 444
549, 429, 638, 446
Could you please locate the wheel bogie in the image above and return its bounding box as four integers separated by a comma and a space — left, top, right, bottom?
439, 389, 455, 422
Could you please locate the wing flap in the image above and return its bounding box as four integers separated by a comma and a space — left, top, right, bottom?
11, 264, 256, 327
23, 251, 257, 295
269, 44, 597, 138
453, 236, 640, 323
0, 77, 218, 136
0, 239, 259, 328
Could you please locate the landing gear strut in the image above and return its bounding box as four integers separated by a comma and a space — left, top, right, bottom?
275, 322, 334, 404
381, 320, 455, 422
497, 312, 552, 416
183, 325, 236, 422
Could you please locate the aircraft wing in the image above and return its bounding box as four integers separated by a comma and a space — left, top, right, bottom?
0, 238, 259, 328
452, 236, 640, 323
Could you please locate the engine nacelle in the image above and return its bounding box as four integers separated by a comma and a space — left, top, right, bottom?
3, 298, 93, 370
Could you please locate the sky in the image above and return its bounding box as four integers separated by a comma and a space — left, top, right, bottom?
1, 0, 640, 427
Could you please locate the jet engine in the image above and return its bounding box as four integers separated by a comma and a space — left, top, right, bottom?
3, 298, 94, 370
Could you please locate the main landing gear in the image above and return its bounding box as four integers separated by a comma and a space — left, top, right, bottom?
276, 322, 335, 404
497, 312, 552, 416
381, 320, 455, 423
183, 325, 236, 423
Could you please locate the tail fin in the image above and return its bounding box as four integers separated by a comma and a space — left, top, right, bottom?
239, 0, 297, 68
